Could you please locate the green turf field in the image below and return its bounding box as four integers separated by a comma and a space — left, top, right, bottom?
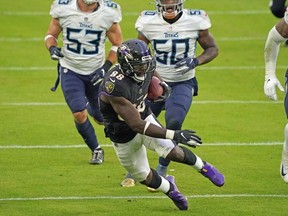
1, 0, 288, 215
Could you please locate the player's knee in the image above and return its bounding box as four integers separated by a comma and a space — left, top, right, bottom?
166, 146, 184, 162
73, 110, 88, 123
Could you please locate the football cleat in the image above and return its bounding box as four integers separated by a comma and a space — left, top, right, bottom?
280, 163, 288, 183
165, 175, 188, 210
147, 187, 158, 192
199, 161, 225, 187
120, 173, 136, 187
89, 148, 104, 165
120, 178, 136, 187
280, 146, 288, 183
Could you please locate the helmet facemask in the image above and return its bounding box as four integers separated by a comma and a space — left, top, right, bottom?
156, 0, 184, 18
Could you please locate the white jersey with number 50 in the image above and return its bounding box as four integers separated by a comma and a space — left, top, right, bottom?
50, 0, 122, 75
135, 9, 210, 82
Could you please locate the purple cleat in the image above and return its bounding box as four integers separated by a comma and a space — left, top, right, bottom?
199, 161, 225, 187
165, 175, 188, 210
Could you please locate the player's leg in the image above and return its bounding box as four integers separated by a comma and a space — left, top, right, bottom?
113, 135, 188, 210
281, 69, 288, 182
144, 114, 225, 187
60, 67, 102, 164
155, 78, 197, 177
269, 0, 287, 18
120, 101, 166, 187
86, 80, 105, 164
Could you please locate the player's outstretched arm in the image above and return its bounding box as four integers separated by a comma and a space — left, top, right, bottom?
264, 19, 287, 101
104, 95, 201, 147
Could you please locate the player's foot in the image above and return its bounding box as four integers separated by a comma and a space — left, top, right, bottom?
280, 149, 288, 183
199, 161, 225, 187
120, 173, 136, 187
165, 175, 188, 210
280, 163, 288, 183
89, 148, 104, 165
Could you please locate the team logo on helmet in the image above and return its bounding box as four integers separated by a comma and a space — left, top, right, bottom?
119, 44, 134, 61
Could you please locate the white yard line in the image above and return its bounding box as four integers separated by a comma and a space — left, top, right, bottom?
0, 142, 283, 149
0, 194, 287, 201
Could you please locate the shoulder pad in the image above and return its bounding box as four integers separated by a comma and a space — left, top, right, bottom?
141, 10, 157, 16
187, 9, 208, 17
50, 0, 73, 17
104, 1, 120, 9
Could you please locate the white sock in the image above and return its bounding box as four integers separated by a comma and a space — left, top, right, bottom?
193, 155, 204, 171
284, 123, 288, 152
156, 176, 170, 193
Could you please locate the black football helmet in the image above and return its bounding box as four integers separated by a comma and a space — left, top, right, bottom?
117, 39, 154, 82
155, 0, 185, 17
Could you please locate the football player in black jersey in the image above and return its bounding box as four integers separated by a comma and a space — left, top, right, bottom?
98, 39, 225, 210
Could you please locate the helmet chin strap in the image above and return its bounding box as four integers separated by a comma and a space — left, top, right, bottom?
133, 74, 146, 83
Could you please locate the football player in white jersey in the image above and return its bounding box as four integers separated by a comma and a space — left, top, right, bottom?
264, 9, 288, 183
121, 0, 219, 187
44, 0, 123, 164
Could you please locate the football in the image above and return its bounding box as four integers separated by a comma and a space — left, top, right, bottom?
147, 76, 164, 100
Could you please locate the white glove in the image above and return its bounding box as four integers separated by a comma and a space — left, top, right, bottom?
264, 75, 284, 101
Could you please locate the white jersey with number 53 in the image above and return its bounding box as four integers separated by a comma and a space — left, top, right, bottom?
135, 9, 210, 82
50, 0, 122, 75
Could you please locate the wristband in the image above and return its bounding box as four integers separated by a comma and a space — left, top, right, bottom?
110, 45, 118, 52
45, 34, 57, 42
165, 129, 175, 140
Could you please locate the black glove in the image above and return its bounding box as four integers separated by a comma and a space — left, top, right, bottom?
91, 60, 113, 86
153, 81, 171, 102
175, 57, 199, 74
49, 46, 64, 60
173, 130, 202, 148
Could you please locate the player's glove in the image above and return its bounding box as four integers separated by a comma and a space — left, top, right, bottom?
49, 46, 64, 60
91, 60, 113, 86
173, 130, 202, 148
264, 75, 284, 101
175, 57, 199, 74
153, 81, 171, 102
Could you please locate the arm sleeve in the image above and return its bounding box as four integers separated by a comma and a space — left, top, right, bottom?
264, 26, 286, 76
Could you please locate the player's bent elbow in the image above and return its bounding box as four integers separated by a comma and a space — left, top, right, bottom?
129, 122, 145, 134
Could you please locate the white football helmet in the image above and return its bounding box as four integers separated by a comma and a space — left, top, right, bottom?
83, 0, 100, 5
155, 0, 185, 17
